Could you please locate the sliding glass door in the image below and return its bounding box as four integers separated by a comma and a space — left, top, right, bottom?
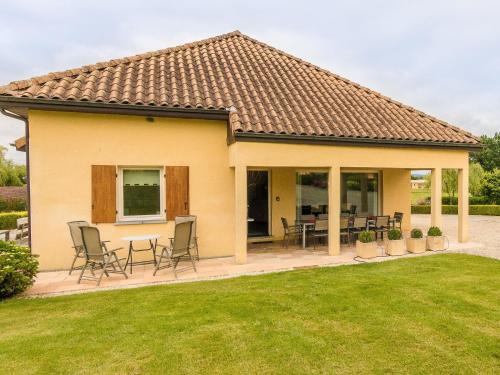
296, 172, 328, 218
341, 172, 379, 216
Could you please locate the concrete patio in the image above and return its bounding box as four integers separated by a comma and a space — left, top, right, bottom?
25, 223, 485, 298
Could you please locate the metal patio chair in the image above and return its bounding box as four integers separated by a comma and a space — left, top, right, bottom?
349, 216, 368, 244
67, 221, 110, 275
154, 221, 196, 277
175, 215, 199, 261
391, 212, 403, 230
370, 215, 390, 240
78, 226, 128, 286
281, 217, 302, 249
340, 216, 351, 244
312, 219, 328, 249
67, 221, 88, 275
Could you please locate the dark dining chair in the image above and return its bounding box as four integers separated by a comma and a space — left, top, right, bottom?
370, 215, 390, 240
281, 217, 302, 249
391, 212, 403, 230
349, 216, 368, 244
312, 219, 328, 249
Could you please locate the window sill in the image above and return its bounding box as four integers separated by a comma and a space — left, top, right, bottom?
114, 219, 168, 226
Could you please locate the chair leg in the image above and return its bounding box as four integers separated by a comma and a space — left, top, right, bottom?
172, 257, 180, 278
114, 253, 128, 279
153, 249, 167, 276
96, 260, 110, 286
69, 255, 78, 275
194, 239, 199, 261
189, 251, 197, 272
77, 262, 88, 284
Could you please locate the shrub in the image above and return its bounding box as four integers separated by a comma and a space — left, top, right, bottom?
481, 169, 500, 204
358, 230, 376, 243
441, 196, 490, 205
387, 229, 402, 240
410, 229, 423, 239
0, 212, 28, 230
411, 205, 500, 216
0, 197, 27, 212
0, 241, 38, 299
469, 205, 500, 215
427, 227, 442, 236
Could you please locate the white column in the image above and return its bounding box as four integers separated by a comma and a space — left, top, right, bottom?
234, 165, 247, 264
431, 168, 442, 228
328, 166, 341, 256
458, 167, 469, 242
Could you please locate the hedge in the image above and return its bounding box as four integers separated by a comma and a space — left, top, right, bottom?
440, 196, 491, 205
411, 205, 500, 216
0, 212, 28, 230
0, 197, 27, 213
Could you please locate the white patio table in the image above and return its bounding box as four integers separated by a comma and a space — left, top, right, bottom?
121, 234, 161, 274
296, 221, 315, 249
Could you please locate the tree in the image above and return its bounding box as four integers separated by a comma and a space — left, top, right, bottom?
481, 169, 500, 204
0, 146, 26, 186
468, 162, 485, 197
442, 169, 458, 204
470, 133, 500, 171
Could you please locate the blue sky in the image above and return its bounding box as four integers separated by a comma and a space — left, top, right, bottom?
1, 0, 499, 163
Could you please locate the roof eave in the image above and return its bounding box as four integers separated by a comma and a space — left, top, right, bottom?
234, 132, 483, 151
0, 96, 230, 121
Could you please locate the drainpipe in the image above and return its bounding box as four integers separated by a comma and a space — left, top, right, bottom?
0, 109, 32, 253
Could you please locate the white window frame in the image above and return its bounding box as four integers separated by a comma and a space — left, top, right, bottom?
117, 166, 165, 222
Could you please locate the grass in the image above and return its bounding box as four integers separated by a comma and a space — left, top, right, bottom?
411, 188, 431, 204
1, 254, 499, 374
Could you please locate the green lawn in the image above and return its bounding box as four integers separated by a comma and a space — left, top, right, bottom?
411, 188, 431, 204
1, 254, 499, 374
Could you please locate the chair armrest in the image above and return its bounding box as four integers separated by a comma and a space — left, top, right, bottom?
102, 248, 123, 255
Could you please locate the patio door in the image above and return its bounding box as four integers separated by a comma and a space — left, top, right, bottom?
247, 170, 270, 237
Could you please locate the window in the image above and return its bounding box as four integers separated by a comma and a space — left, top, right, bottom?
117, 167, 164, 221
296, 172, 328, 218
341, 172, 379, 217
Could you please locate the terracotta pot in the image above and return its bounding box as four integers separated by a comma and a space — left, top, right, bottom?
385, 238, 406, 255
427, 236, 445, 251
406, 238, 426, 253
356, 240, 378, 259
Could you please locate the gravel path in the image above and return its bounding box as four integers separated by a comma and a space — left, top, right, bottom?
411, 214, 500, 260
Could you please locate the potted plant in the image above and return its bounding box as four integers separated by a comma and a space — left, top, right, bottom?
426, 226, 445, 251
406, 228, 426, 254
385, 229, 406, 255
356, 230, 378, 259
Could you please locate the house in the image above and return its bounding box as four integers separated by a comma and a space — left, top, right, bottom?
0, 31, 480, 271
411, 179, 427, 189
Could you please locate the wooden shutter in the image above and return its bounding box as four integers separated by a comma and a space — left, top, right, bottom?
91, 165, 116, 223
165, 166, 189, 220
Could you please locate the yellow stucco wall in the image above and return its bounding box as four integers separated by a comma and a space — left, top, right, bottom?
270, 168, 296, 239
29, 110, 235, 270
382, 169, 411, 231
28, 110, 470, 270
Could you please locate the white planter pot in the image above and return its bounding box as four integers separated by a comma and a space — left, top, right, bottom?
427, 236, 445, 251
385, 238, 406, 256
356, 241, 378, 259
406, 238, 426, 253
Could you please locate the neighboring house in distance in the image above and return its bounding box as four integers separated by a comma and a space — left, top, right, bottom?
411, 180, 427, 189
0, 31, 480, 270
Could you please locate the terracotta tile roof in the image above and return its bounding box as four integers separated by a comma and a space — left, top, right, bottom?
0, 31, 479, 145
